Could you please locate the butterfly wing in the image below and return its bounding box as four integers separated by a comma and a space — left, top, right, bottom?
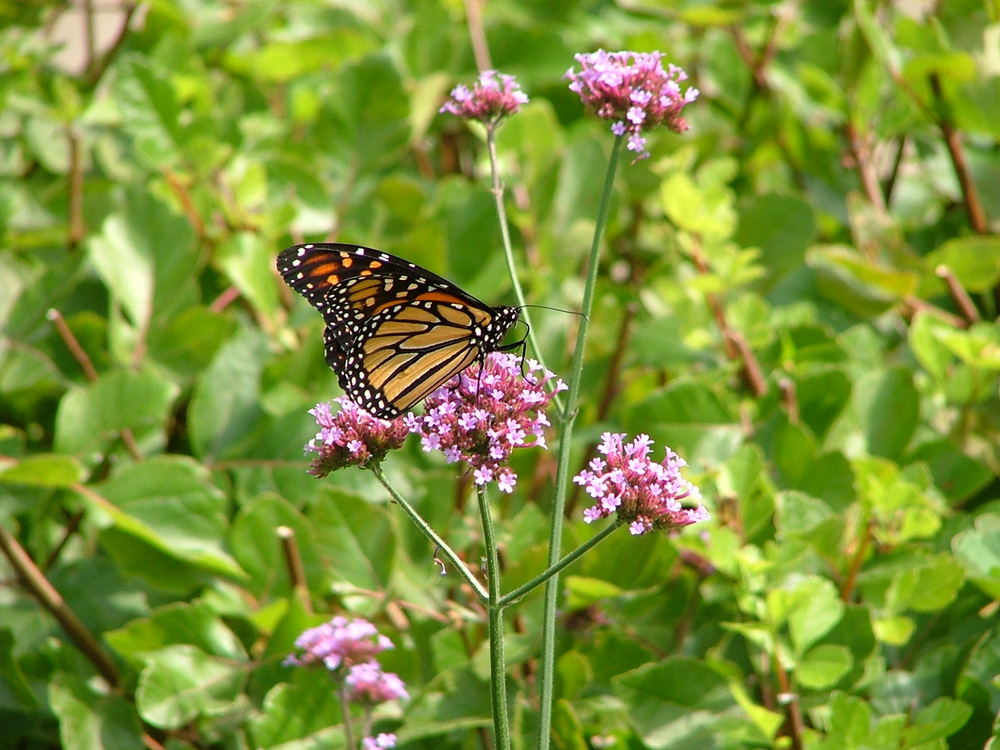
278, 242, 519, 418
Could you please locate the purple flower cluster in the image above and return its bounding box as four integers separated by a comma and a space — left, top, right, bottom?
565, 50, 699, 159
574, 432, 707, 535
346, 661, 409, 704
362, 734, 397, 750
285, 616, 394, 670
405, 353, 565, 493
439, 69, 528, 125
306, 397, 409, 477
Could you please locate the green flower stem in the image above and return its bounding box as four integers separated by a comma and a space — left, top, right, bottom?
485, 125, 559, 408
337, 683, 355, 749
536, 135, 624, 750
370, 465, 487, 602
498, 520, 622, 608
477, 484, 511, 750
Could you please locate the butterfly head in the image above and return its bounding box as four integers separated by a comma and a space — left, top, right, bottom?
487, 305, 522, 349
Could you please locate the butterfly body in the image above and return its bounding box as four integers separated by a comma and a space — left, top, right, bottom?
277, 243, 520, 418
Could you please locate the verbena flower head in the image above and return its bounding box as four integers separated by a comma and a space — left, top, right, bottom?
439, 69, 528, 125
285, 616, 394, 671
306, 397, 408, 477
406, 353, 565, 493
565, 50, 699, 159
574, 432, 708, 535
362, 734, 398, 750
345, 661, 409, 704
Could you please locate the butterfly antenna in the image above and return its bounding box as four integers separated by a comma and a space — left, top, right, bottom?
518, 304, 589, 323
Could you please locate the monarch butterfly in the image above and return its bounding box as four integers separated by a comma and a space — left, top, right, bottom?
277, 242, 522, 419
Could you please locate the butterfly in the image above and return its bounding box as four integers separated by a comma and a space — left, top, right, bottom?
277, 242, 522, 419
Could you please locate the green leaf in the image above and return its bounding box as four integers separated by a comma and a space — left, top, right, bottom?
311, 487, 396, 591
771, 420, 816, 489
114, 55, 187, 167
0, 453, 83, 486
552, 698, 588, 750
223, 31, 377, 83
54, 370, 178, 454
809, 245, 917, 317
87, 189, 198, 332
188, 327, 268, 460
904, 697, 974, 745
106, 602, 247, 670
853, 0, 901, 72
564, 576, 624, 609
735, 194, 816, 284
230, 494, 324, 598
49, 672, 144, 750
48, 557, 148, 635
250, 671, 344, 747
817, 692, 874, 747
716, 445, 773, 539
872, 615, 915, 646
89, 456, 244, 579
797, 644, 853, 689
147, 305, 231, 377
135, 645, 246, 730
321, 54, 410, 171
795, 368, 852, 439
925, 236, 1000, 293
624, 381, 743, 466
935, 322, 1000, 371
729, 681, 784, 740
660, 170, 736, 239
0, 629, 38, 709
768, 576, 845, 655
555, 651, 593, 702
576, 524, 677, 591
909, 311, 957, 380
860, 551, 965, 614
216, 233, 281, 320
86, 215, 154, 331
853, 368, 919, 460
952, 513, 1000, 600
613, 659, 754, 749
908, 439, 993, 501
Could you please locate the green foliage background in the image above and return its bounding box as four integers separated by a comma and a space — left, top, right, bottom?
2, 0, 999, 748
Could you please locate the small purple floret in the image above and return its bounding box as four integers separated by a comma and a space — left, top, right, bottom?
284, 616, 394, 670
565, 50, 699, 160
362, 734, 398, 749
574, 432, 707, 535
345, 661, 410, 704
440, 70, 528, 125
408, 353, 565, 493
306, 397, 409, 476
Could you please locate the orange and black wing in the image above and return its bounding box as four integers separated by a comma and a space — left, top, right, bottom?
277, 242, 520, 418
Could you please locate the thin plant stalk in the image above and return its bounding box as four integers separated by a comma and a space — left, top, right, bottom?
478, 484, 511, 750
536, 136, 624, 750
371, 466, 488, 601
338, 683, 355, 748
485, 124, 559, 409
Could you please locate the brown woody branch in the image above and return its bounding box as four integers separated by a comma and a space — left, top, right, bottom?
935, 264, 980, 327
928, 74, 988, 235
276, 526, 311, 613
0, 525, 121, 689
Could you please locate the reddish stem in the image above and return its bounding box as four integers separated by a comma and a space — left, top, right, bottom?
935, 264, 980, 327
0, 525, 121, 689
